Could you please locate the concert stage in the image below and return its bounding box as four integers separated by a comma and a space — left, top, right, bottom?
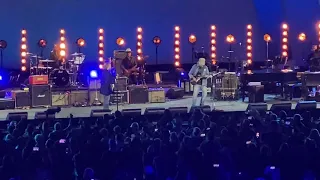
0, 94, 316, 120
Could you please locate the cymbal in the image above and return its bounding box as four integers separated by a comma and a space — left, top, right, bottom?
39, 59, 55, 62
71, 53, 83, 56
30, 55, 42, 58
30, 66, 52, 69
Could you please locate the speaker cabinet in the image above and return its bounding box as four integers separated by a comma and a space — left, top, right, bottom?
249, 85, 264, 103
30, 85, 51, 107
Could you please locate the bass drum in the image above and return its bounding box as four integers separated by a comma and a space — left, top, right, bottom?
50, 69, 70, 87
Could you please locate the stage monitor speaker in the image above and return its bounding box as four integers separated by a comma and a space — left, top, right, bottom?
189, 105, 211, 114
270, 103, 292, 113
247, 103, 268, 112
168, 107, 188, 115
144, 107, 165, 115
34, 112, 55, 120
6, 112, 28, 121
90, 109, 112, 118
122, 109, 142, 116
166, 87, 184, 99
295, 101, 317, 111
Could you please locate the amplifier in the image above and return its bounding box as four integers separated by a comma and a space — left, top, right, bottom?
114, 84, 127, 91
249, 85, 264, 103
129, 85, 148, 104
148, 88, 165, 103
52, 92, 69, 106
116, 77, 128, 85
30, 85, 51, 107
69, 90, 88, 106
301, 72, 320, 87
166, 87, 184, 99
11, 90, 30, 108
0, 98, 15, 110
29, 75, 49, 85
113, 50, 127, 59
110, 90, 129, 104
215, 88, 239, 101
221, 74, 238, 89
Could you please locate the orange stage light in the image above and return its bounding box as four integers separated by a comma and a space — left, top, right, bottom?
116, 37, 125, 46
298, 33, 306, 42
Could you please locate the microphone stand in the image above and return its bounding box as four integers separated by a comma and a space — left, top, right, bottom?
155, 46, 159, 65
92, 78, 102, 106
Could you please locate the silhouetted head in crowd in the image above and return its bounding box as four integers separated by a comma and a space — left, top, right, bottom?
83, 168, 94, 180
130, 122, 139, 134
114, 110, 122, 118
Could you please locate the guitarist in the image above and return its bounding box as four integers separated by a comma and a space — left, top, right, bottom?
189, 58, 210, 106
121, 48, 138, 84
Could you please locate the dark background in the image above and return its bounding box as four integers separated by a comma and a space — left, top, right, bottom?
0, 0, 320, 69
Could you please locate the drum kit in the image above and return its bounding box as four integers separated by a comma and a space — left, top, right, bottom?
29, 53, 85, 87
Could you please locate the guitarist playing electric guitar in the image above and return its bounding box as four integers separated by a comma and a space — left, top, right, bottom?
121, 48, 139, 84
189, 58, 210, 107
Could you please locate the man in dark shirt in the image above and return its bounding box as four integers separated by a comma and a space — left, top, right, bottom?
121, 48, 138, 84
100, 59, 116, 110
49, 44, 62, 68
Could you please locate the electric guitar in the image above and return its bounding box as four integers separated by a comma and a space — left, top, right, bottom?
190, 72, 222, 85
123, 55, 149, 77
123, 67, 139, 77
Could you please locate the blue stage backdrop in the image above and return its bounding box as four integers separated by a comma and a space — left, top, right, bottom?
0, 0, 319, 69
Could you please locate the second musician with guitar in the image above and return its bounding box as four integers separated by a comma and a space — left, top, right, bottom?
121, 48, 138, 84
189, 58, 210, 106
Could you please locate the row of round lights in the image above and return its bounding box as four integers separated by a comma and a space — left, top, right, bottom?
210, 25, 217, 65
281, 23, 289, 57
21, 29, 27, 71
246, 25, 253, 65
59, 29, 66, 63
174, 26, 180, 67
136, 27, 143, 60
98, 28, 104, 69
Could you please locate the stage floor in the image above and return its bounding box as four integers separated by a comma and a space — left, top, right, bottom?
0, 94, 317, 120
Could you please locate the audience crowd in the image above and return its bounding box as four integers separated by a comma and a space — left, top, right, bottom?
0, 108, 320, 180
